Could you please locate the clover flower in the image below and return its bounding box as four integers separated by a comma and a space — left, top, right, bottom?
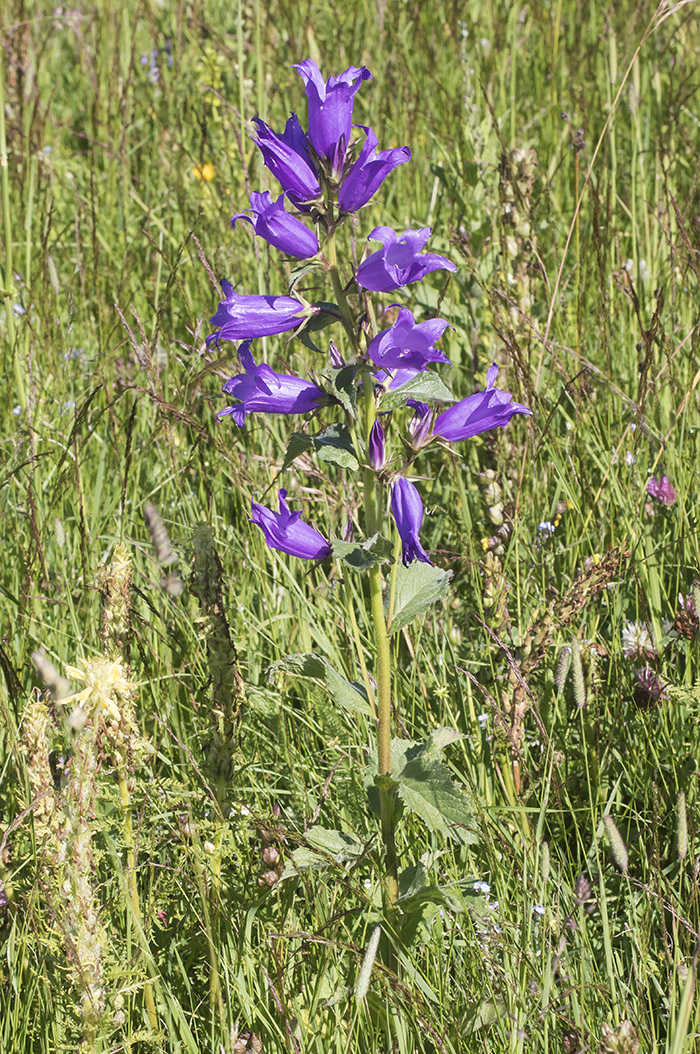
646, 474, 677, 506
251, 489, 331, 561
391, 476, 431, 565
433, 362, 532, 442
294, 59, 371, 175
356, 226, 457, 292
367, 307, 451, 371
621, 620, 657, 661
218, 342, 327, 426
207, 280, 317, 343
338, 126, 410, 212
233, 191, 319, 259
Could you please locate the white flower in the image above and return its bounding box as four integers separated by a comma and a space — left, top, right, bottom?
621, 620, 656, 660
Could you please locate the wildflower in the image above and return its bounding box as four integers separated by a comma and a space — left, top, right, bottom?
624, 450, 635, 466
374, 367, 423, 390
368, 420, 387, 470
533, 904, 545, 917
391, 477, 431, 565
62, 655, 134, 725
473, 880, 491, 894
356, 226, 457, 292
406, 400, 434, 449
232, 191, 319, 259
207, 280, 317, 343
433, 363, 532, 442
621, 620, 656, 661
538, 521, 555, 534
251, 489, 331, 561
367, 307, 451, 371
219, 342, 327, 425
633, 664, 667, 710
338, 125, 410, 212
251, 115, 320, 204
646, 474, 677, 506
294, 58, 371, 175
193, 162, 215, 182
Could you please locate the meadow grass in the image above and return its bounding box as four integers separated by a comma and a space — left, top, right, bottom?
2, 0, 700, 1050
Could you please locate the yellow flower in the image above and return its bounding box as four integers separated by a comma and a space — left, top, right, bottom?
481, 537, 490, 552
63, 656, 134, 723
591, 552, 601, 566
193, 163, 215, 182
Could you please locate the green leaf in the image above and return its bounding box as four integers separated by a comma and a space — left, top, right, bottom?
398, 756, 477, 844
388, 561, 452, 634
328, 364, 358, 417
267, 653, 372, 716
378, 370, 455, 411
288, 260, 326, 298
325, 666, 372, 716
282, 422, 358, 472
267, 653, 327, 680
296, 302, 341, 353
305, 826, 364, 862
332, 533, 394, 571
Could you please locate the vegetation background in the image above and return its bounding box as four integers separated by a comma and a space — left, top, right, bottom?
2, 0, 700, 1050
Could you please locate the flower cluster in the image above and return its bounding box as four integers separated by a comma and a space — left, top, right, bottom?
206, 59, 532, 564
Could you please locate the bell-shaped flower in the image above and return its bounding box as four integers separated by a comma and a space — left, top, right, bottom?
367, 307, 451, 372
338, 126, 410, 212
218, 342, 327, 426
251, 489, 331, 561
356, 227, 457, 292
391, 476, 431, 566
374, 367, 422, 391
232, 191, 319, 259
368, 420, 387, 470
207, 280, 317, 344
251, 115, 321, 203
294, 59, 371, 174
406, 400, 434, 449
433, 363, 532, 442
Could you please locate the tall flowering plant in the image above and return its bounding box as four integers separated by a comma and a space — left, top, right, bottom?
207, 59, 532, 943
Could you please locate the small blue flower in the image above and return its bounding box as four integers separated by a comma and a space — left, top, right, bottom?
338, 126, 410, 212
232, 191, 319, 259
218, 342, 327, 426
391, 476, 431, 565
251, 489, 331, 561
294, 59, 371, 175
356, 227, 456, 293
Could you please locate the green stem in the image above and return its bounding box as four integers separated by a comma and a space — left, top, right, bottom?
119, 772, 158, 1032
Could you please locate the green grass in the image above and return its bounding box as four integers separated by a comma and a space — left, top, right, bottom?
2, 0, 700, 1050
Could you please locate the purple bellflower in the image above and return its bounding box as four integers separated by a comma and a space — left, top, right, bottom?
294, 59, 371, 175
368, 419, 387, 470
338, 126, 411, 212
367, 307, 451, 371
218, 342, 327, 426
646, 474, 677, 506
251, 489, 331, 561
356, 227, 457, 293
251, 115, 321, 203
232, 192, 319, 259
406, 400, 433, 449
391, 476, 431, 566
433, 363, 532, 442
374, 367, 423, 391
207, 280, 317, 344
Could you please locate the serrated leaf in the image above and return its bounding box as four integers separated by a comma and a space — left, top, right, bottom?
422, 727, 465, 758
332, 533, 394, 570
305, 826, 364, 861
388, 561, 452, 634
266, 653, 371, 716
282, 423, 358, 472
328, 364, 358, 417
378, 370, 456, 411
398, 757, 477, 844
280, 847, 325, 879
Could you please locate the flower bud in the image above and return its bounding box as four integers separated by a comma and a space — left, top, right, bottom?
368, 420, 386, 470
